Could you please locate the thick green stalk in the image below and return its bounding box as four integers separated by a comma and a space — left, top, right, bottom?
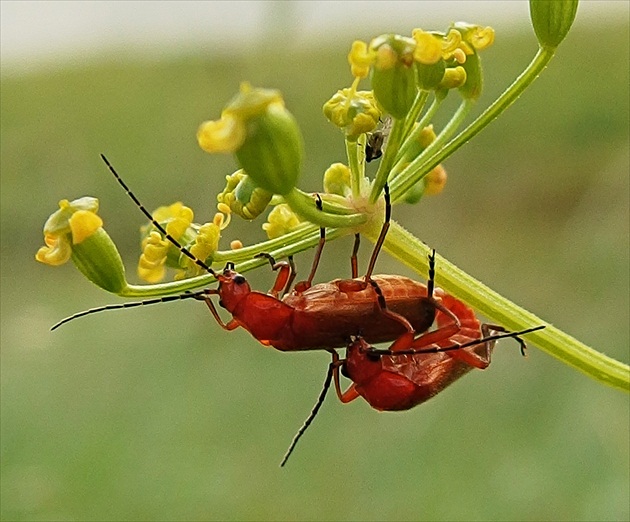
345, 138, 364, 198
368, 220, 630, 392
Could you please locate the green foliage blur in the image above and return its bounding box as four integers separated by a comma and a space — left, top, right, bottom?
2, 20, 628, 522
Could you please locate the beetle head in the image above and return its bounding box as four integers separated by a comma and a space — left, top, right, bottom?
216, 265, 251, 312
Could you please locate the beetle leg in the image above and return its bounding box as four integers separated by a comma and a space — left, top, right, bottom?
300, 194, 326, 290
367, 278, 416, 334
350, 233, 360, 278
364, 183, 391, 280
255, 252, 296, 298
195, 294, 240, 331
364, 326, 543, 364
331, 350, 361, 403
483, 324, 528, 357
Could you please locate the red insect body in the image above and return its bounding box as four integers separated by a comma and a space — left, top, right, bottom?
337, 291, 493, 411
209, 271, 436, 351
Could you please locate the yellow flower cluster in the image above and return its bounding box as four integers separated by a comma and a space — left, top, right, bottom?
348, 24, 495, 78
322, 89, 381, 139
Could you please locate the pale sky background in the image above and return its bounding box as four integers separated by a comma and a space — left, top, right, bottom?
2, 0, 628, 75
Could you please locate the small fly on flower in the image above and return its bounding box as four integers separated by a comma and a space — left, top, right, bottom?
365, 116, 392, 162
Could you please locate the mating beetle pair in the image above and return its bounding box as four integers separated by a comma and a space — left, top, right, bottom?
54, 156, 543, 465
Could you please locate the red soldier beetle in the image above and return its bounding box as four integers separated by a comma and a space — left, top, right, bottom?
279, 287, 544, 466
334, 293, 543, 412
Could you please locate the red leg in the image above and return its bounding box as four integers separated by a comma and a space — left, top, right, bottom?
299, 195, 326, 290
331, 351, 361, 404
255, 253, 296, 298
197, 295, 241, 331
364, 184, 391, 280
350, 233, 360, 278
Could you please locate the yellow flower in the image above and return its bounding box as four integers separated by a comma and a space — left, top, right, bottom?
197, 113, 246, 154
323, 163, 351, 197
36, 196, 127, 293
263, 204, 302, 240
411, 29, 443, 65
323, 88, 381, 139
36, 233, 72, 266
424, 165, 447, 196
217, 170, 273, 220
36, 197, 103, 266
348, 40, 375, 78
138, 231, 169, 283
138, 202, 196, 282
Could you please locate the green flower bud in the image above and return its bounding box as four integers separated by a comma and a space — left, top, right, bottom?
370, 34, 418, 119
36, 197, 125, 293
323, 163, 351, 196
402, 181, 425, 205
198, 83, 303, 196
416, 60, 446, 91
530, 0, 578, 49
458, 52, 482, 100
402, 164, 447, 204
71, 228, 127, 294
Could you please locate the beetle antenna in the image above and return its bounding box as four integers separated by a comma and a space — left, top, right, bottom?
51, 290, 214, 331
364, 183, 391, 280
280, 354, 336, 467
100, 154, 217, 277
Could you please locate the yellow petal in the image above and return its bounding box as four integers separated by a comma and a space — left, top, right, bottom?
197, 115, 246, 154
412, 29, 443, 65
35, 233, 72, 266
69, 210, 103, 244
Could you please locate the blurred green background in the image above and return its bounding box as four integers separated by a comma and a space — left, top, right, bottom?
2, 10, 629, 522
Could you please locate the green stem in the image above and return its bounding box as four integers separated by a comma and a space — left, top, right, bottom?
285, 189, 367, 227
369, 117, 406, 203
345, 137, 364, 198
395, 93, 440, 165
390, 47, 555, 201
390, 98, 474, 201
402, 89, 430, 138
368, 220, 630, 393
212, 222, 314, 263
